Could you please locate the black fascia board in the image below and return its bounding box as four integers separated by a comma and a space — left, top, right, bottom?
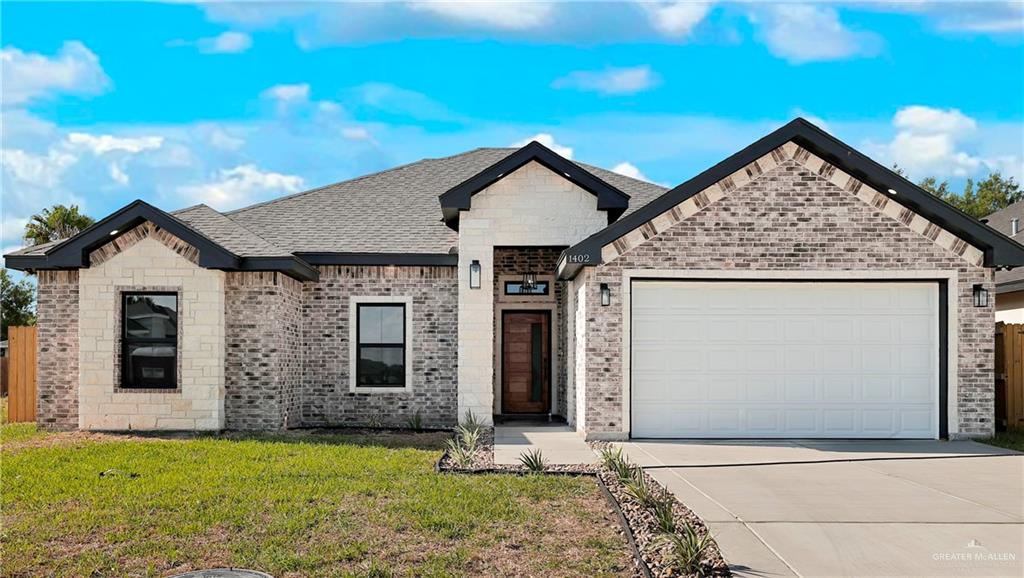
239, 256, 320, 281
439, 140, 630, 229
294, 252, 459, 266
558, 118, 1024, 279
5, 200, 240, 271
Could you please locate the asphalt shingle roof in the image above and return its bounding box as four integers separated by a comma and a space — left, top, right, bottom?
985, 200, 1024, 288
221, 148, 668, 255
9, 148, 669, 261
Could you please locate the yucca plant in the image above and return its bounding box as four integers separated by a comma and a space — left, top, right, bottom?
599, 446, 635, 480
406, 410, 424, 431
455, 423, 480, 452
445, 437, 476, 468
518, 448, 547, 473
657, 524, 716, 577
622, 467, 658, 507
650, 495, 677, 533
460, 409, 485, 436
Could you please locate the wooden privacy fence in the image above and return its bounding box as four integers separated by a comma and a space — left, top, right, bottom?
6, 326, 37, 423
995, 322, 1024, 430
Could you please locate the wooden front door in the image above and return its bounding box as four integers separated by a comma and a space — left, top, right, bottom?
501, 311, 551, 414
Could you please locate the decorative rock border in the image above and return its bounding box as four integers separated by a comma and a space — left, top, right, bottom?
592, 442, 730, 577
435, 430, 730, 577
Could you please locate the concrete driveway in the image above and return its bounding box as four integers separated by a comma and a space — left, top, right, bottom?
621, 440, 1024, 577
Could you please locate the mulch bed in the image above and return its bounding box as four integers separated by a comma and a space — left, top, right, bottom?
436, 431, 731, 577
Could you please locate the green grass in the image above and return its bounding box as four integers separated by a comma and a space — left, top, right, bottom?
0, 426, 631, 578
980, 428, 1024, 452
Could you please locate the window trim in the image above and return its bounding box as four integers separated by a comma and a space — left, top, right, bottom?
349, 296, 414, 393
120, 290, 179, 390
504, 279, 551, 296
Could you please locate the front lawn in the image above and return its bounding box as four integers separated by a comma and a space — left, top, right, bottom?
0, 425, 632, 577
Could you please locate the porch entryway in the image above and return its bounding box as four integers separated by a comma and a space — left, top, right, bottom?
500, 310, 551, 414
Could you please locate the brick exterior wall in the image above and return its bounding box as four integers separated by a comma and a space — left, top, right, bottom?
299, 265, 459, 428
493, 247, 567, 417
583, 160, 994, 438
224, 272, 303, 430
36, 270, 80, 431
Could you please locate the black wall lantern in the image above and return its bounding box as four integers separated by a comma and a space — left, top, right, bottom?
600, 283, 611, 306
521, 271, 537, 292
973, 283, 989, 307
469, 260, 481, 289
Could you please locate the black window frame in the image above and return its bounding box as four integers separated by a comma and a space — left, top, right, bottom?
120, 291, 178, 390
504, 280, 550, 296
355, 303, 407, 388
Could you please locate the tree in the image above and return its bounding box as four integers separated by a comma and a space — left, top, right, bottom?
1, 270, 35, 340
23, 204, 95, 246
917, 173, 1021, 219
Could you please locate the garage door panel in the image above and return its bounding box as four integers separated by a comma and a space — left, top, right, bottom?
631, 281, 939, 439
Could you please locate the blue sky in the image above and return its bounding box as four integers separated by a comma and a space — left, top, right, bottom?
3, 1, 1023, 263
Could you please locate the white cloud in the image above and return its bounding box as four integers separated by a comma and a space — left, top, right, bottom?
1, 41, 110, 105
512, 133, 573, 159
342, 127, 373, 141
611, 162, 651, 182
2, 148, 77, 187
261, 83, 311, 103
109, 162, 130, 185
408, 1, 553, 30
870, 105, 1022, 180
753, 4, 881, 63
552, 65, 660, 95
352, 82, 460, 122
179, 164, 305, 210
66, 132, 164, 155
198, 31, 252, 54
639, 1, 714, 37
208, 127, 246, 151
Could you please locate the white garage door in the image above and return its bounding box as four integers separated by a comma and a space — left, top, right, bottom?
631, 281, 939, 439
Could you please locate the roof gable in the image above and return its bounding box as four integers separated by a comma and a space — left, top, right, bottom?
4, 200, 318, 281
438, 140, 631, 229
558, 118, 1024, 278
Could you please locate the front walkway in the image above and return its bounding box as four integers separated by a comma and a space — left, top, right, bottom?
493, 423, 597, 465
620, 439, 1024, 577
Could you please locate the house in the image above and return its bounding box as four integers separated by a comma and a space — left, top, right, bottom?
983, 200, 1024, 323
7, 118, 1024, 439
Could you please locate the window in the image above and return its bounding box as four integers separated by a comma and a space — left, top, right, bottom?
504, 280, 550, 295
121, 292, 177, 389
356, 303, 406, 387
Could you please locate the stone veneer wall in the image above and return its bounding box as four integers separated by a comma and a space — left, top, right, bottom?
299, 265, 458, 428
584, 160, 994, 438
224, 272, 303, 429
36, 270, 80, 431
457, 160, 611, 422
78, 235, 226, 430
493, 247, 567, 417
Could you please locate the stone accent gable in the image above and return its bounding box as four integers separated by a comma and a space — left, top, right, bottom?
224, 272, 303, 430
89, 221, 200, 267
583, 161, 994, 438
36, 271, 80, 431
601, 141, 986, 269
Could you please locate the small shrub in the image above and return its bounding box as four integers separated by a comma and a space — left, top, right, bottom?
622, 468, 658, 507
599, 445, 634, 480
650, 495, 677, 533
518, 448, 547, 473
406, 410, 424, 431
658, 524, 716, 576
445, 437, 476, 468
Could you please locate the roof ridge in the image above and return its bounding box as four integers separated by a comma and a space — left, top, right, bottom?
226, 148, 515, 216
